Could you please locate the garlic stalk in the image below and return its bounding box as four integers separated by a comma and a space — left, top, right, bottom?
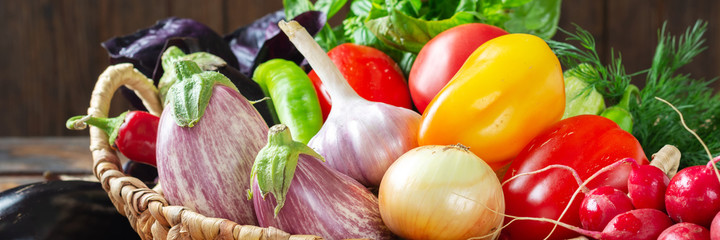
278, 20, 421, 187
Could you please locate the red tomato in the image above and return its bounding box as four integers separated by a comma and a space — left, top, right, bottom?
500, 115, 648, 240
308, 43, 413, 120
409, 23, 507, 114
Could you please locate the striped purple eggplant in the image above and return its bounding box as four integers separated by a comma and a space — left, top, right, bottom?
248, 125, 393, 240
156, 60, 268, 225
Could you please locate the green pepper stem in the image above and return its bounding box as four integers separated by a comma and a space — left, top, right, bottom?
65, 111, 128, 144
617, 84, 641, 110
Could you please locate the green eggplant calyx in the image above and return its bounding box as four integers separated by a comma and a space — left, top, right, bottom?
247, 124, 325, 217
167, 60, 239, 128
66, 111, 129, 144
158, 46, 228, 104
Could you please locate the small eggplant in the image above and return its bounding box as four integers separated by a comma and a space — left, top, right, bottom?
248, 125, 393, 240
156, 45, 275, 126
156, 60, 268, 225
0, 180, 139, 240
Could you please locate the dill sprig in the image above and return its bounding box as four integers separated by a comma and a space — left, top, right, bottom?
547, 26, 638, 105
634, 20, 720, 168
549, 20, 720, 169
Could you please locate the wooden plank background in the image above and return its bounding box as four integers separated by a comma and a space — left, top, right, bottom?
0, 0, 717, 137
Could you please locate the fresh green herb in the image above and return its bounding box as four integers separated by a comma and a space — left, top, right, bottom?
547, 26, 636, 104
549, 20, 720, 169
635, 21, 720, 168
285, 0, 563, 75
283, 0, 349, 51
344, 0, 562, 54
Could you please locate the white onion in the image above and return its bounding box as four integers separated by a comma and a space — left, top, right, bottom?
379, 144, 505, 240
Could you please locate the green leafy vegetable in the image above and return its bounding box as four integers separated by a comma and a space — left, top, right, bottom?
344, 0, 562, 55
287, 0, 563, 75
365, 10, 476, 53
549, 20, 720, 169
503, 0, 562, 39
284, 0, 348, 51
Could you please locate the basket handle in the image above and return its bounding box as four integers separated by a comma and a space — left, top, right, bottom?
86, 63, 322, 240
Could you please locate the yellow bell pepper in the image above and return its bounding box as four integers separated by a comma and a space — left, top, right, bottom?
418, 33, 565, 171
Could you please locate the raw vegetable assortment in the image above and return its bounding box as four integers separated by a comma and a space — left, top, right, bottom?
64, 0, 720, 239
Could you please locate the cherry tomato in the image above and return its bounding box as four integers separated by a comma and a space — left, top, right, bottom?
501, 115, 648, 239
308, 43, 413, 120
409, 23, 508, 114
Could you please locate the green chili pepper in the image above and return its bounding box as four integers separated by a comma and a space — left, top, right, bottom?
253, 59, 323, 144
601, 84, 640, 133
562, 64, 606, 119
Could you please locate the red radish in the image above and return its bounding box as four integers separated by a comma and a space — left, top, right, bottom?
657, 96, 720, 228
596, 209, 674, 240
658, 222, 711, 240
493, 208, 673, 240
665, 156, 720, 228
627, 163, 670, 211
711, 211, 720, 240
579, 186, 635, 231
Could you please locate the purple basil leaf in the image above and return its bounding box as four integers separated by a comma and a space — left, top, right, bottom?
101, 17, 239, 110
252, 11, 326, 75
103, 17, 238, 79
224, 10, 286, 76
225, 10, 326, 76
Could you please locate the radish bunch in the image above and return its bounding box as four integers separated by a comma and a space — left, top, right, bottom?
497, 147, 720, 240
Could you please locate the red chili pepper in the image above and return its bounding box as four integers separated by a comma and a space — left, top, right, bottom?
67, 111, 159, 166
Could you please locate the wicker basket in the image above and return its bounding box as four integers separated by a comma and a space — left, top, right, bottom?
82, 63, 323, 240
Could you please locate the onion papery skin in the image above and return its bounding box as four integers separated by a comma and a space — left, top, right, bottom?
252, 155, 393, 240
308, 99, 421, 187
379, 145, 505, 240
156, 85, 268, 225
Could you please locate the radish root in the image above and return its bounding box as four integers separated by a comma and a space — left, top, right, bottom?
650, 145, 681, 178
544, 158, 637, 240
502, 164, 589, 194
655, 97, 720, 186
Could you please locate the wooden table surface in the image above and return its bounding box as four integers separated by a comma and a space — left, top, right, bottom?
0, 136, 104, 192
